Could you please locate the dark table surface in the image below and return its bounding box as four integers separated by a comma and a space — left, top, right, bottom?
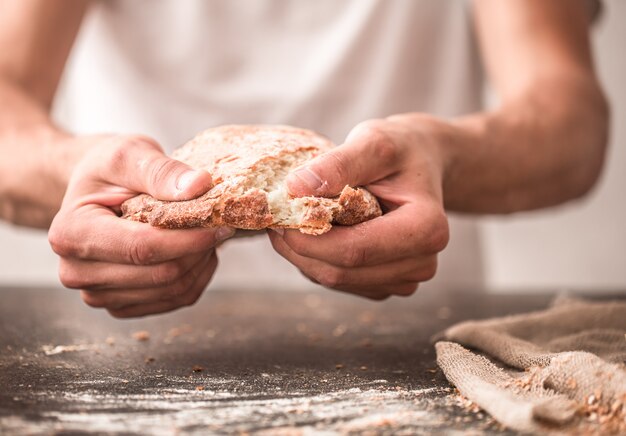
0, 284, 562, 435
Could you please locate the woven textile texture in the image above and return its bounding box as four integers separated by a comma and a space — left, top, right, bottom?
436, 297, 626, 433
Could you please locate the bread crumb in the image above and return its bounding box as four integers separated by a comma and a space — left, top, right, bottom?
166, 324, 193, 339
335, 364, 344, 370
145, 357, 155, 364
192, 365, 204, 372
332, 324, 347, 337
132, 331, 150, 341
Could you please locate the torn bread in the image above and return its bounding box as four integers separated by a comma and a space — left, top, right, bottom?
121, 125, 382, 235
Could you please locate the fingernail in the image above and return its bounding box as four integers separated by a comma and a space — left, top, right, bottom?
287, 167, 322, 194
176, 170, 204, 192
216, 226, 236, 242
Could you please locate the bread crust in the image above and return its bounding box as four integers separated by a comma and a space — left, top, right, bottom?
121, 125, 382, 235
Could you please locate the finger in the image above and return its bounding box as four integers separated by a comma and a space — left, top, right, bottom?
270, 232, 434, 293
85, 252, 217, 314
301, 272, 396, 300
80, 252, 210, 308
270, 201, 448, 268
339, 283, 418, 300
305, 268, 417, 300
60, 251, 207, 290
75, 135, 213, 201
286, 120, 405, 197
107, 252, 218, 318
49, 206, 235, 264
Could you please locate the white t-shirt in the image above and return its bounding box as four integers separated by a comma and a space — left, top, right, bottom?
54, 0, 485, 292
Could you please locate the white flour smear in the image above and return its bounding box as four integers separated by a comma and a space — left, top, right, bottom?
1, 385, 452, 435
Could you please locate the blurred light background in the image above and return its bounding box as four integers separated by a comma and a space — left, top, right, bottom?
0, 0, 624, 293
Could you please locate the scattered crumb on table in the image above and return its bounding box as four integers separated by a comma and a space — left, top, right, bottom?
132, 331, 150, 341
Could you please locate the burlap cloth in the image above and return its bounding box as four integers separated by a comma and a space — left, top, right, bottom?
435, 296, 626, 433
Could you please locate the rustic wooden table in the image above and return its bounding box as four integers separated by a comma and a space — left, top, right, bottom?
0, 285, 556, 434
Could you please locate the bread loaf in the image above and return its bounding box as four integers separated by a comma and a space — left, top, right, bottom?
121, 125, 382, 235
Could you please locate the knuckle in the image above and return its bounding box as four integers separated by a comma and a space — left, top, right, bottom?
182, 291, 201, 307
81, 290, 106, 308
168, 280, 190, 299
371, 134, 398, 165
393, 283, 419, 297
49, 219, 96, 261
300, 269, 320, 285
105, 139, 134, 172
105, 135, 159, 172
58, 263, 85, 289
356, 120, 398, 164
354, 119, 385, 137
316, 267, 347, 289
124, 134, 160, 149
107, 308, 129, 319
47, 225, 63, 255
421, 260, 438, 282
339, 244, 367, 268
423, 208, 450, 254
48, 224, 76, 258
406, 259, 438, 283
428, 222, 450, 254
107, 140, 129, 164
167, 268, 199, 300
127, 234, 156, 265
284, 235, 309, 257
147, 157, 183, 188
114, 135, 158, 154
152, 261, 183, 286
173, 283, 201, 307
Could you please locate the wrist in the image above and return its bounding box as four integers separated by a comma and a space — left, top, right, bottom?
44, 131, 93, 189
0, 125, 79, 227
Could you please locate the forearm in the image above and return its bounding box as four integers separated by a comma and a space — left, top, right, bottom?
0, 79, 83, 228
440, 75, 609, 213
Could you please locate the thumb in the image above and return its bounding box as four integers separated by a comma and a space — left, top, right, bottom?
105, 136, 213, 201
286, 123, 401, 197
138, 155, 213, 201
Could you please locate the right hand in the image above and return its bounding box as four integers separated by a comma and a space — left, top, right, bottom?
48, 135, 235, 318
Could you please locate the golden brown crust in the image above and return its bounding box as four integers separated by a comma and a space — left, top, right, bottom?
221, 189, 273, 229
121, 125, 381, 234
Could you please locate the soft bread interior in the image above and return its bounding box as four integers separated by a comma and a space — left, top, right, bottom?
243, 150, 323, 226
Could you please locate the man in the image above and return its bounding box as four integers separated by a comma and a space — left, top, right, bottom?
0, 0, 608, 317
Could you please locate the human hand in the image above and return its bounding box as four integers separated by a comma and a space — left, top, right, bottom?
268, 115, 451, 299
48, 135, 235, 317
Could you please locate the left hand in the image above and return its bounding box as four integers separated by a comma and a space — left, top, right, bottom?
48, 134, 232, 318
268, 115, 451, 300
